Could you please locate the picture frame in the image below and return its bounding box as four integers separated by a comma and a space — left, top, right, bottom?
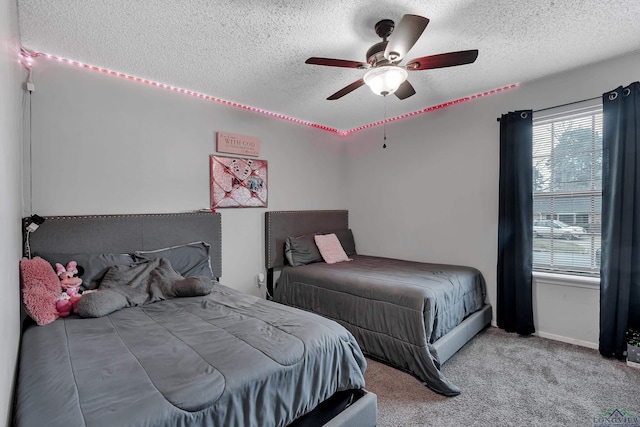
209, 155, 268, 208
216, 132, 260, 157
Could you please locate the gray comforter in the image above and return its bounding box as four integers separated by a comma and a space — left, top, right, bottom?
15, 284, 367, 427
274, 255, 486, 396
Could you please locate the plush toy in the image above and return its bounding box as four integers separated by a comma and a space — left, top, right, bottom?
55, 261, 84, 317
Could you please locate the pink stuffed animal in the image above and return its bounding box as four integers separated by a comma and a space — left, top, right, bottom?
55, 261, 83, 317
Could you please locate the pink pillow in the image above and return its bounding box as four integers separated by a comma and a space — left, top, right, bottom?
20, 257, 61, 325
314, 233, 351, 264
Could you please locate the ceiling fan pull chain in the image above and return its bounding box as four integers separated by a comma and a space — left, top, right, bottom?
383, 95, 387, 148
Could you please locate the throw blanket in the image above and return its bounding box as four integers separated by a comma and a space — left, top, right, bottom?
78, 258, 213, 317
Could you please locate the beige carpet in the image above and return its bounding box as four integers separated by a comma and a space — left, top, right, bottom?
363, 327, 640, 427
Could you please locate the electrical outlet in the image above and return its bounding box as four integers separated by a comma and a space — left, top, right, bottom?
256, 273, 265, 288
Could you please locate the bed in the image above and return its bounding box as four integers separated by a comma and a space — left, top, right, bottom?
265, 210, 492, 396
15, 212, 377, 427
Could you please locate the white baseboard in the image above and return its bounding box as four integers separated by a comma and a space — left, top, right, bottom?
627, 360, 640, 369
534, 331, 598, 350
488, 322, 598, 350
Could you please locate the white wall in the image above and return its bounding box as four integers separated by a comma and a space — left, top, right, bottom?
0, 0, 25, 424
533, 275, 600, 348
345, 50, 640, 348
27, 59, 347, 296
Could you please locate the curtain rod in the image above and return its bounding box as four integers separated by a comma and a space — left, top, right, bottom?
496, 95, 601, 121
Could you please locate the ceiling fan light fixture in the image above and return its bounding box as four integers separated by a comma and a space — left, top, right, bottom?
363, 66, 408, 96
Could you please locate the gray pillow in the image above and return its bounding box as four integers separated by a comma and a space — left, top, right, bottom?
77, 259, 214, 318
36, 252, 135, 290
133, 241, 214, 279
285, 234, 323, 267
77, 290, 128, 318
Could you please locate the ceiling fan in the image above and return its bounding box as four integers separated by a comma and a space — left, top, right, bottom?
305, 14, 478, 100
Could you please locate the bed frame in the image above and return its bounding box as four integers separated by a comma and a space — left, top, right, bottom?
21, 211, 377, 427
264, 209, 492, 365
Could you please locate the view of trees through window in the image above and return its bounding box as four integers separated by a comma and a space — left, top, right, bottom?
532, 107, 602, 276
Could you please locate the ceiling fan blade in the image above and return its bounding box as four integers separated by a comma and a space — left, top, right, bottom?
384, 14, 429, 62
394, 80, 416, 100
305, 57, 368, 69
405, 49, 479, 71
327, 78, 365, 100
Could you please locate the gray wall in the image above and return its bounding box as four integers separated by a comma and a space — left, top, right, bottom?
27, 59, 348, 296
0, 0, 25, 424
346, 50, 640, 348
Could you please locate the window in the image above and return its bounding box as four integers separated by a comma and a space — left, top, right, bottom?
532, 105, 602, 277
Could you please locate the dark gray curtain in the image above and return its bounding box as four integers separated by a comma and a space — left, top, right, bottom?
497, 110, 535, 335
600, 82, 640, 358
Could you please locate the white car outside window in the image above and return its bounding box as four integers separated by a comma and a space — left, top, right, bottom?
533, 220, 586, 240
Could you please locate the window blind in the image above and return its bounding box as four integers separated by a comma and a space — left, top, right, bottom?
532, 106, 602, 276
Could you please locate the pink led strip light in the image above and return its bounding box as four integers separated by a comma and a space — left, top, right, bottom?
341, 84, 519, 135
20, 49, 518, 135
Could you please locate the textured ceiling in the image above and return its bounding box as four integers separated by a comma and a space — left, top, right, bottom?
16, 0, 640, 130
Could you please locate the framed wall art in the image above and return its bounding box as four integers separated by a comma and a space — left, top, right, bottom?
216, 132, 260, 157
210, 155, 268, 208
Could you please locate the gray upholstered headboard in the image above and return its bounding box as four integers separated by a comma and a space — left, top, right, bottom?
24, 212, 222, 278
264, 210, 348, 296
264, 210, 349, 269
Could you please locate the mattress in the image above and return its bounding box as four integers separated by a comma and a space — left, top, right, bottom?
274, 255, 487, 396
15, 284, 367, 427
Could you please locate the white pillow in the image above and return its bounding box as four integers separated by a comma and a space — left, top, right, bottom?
314, 233, 351, 264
